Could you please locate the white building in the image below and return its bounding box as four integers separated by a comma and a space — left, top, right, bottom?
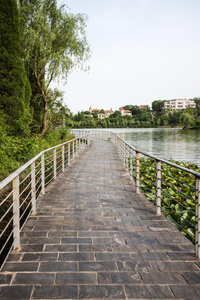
119, 107, 132, 116
164, 99, 196, 110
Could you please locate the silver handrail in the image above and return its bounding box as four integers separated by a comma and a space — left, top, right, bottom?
0, 133, 90, 270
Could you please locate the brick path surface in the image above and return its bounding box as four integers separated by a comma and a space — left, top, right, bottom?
1, 139, 200, 299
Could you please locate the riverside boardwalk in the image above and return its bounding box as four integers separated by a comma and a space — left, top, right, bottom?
1, 138, 200, 299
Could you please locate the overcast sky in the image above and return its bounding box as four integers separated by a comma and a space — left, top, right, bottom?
54, 0, 200, 114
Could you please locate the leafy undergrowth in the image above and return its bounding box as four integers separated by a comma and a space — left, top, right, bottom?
0, 127, 74, 182
132, 158, 200, 243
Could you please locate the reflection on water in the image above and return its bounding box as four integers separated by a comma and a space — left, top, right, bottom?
110, 128, 200, 164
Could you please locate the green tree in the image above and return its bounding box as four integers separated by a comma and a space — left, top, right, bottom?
110, 110, 121, 118
19, 0, 90, 136
152, 100, 165, 111
161, 114, 169, 126
180, 112, 195, 129
0, 0, 31, 136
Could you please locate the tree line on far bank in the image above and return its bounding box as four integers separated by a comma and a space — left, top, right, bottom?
68, 99, 200, 129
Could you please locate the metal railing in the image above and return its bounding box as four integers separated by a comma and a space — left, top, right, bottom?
71, 129, 111, 140
0, 133, 90, 270
73, 129, 200, 257
109, 131, 200, 257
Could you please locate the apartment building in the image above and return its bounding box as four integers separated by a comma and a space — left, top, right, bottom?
164, 99, 196, 110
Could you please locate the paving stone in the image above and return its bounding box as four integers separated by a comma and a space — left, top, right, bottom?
21, 231, 47, 237
44, 244, 77, 252
79, 261, 118, 271
0, 286, 33, 300
167, 252, 198, 261
6, 254, 22, 262
39, 262, 77, 272
61, 238, 92, 244
182, 272, 200, 284
59, 253, 95, 261
147, 244, 182, 252
13, 273, 55, 284
27, 237, 60, 244
78, 231, 108, 237
93, 237, 125, 245
2, 262, 39, 272
111, 244, 147, 253
126, 237, 158, 245
170, 285, 200, 299
78, 244, 112, 252
96, 252, 132, 261
0, 274, 13, 285
48, 231, 77, 237
32, 285, 78, 299
56, 272, 97, 284
156, 261, 200, 272
22, 253, 58, 261
98, 271, 142, 284
118, 261, 158, 272
79, 285, 126, 299
108, 231, 140, 238
125, 284, 175, 299
20, 244, 44, 252
131, 252, 170, 261
140, 271, 187, 284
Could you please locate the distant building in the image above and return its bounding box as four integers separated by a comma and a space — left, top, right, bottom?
84, 114, 93, 117
97, 113, 110, 119
139, 105, 149, 110
89, 107, 113, 119
89, 106, 100, 113
119, 107, 132, 116
164, 99, 196, 110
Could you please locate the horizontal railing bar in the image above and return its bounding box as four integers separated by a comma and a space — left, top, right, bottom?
0, 217, 13, 239
0, 189, 14, 207
0, 135, 89, 189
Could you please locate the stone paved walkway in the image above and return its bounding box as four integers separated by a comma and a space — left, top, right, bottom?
1, 139, 200, 299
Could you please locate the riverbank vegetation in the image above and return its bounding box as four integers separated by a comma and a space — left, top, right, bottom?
70, 99, 200, 128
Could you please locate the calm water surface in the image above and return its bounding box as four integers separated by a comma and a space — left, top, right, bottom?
108, 128, 200, 164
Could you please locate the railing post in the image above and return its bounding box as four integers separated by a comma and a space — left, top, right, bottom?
79, 137, 81, 153
31, 162, 36, 214
73, 141, 75, 160
130, 148, 133, 181
76, 139, 78, 156
68, 142, 70, 166
126, 144, 128, 171
195, 177, 200, 258
123, 142, 126, 166
54, 148, 57, 180
136, 151, 140, 193
41, 153, 45, 195
156, 160, 161, 215
62, 145, 65, 172
13, 175, 20, 250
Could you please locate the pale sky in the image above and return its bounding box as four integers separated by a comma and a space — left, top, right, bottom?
53, 0, 200, 114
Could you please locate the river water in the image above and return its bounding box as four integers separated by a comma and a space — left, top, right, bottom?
106, 128, 200, 164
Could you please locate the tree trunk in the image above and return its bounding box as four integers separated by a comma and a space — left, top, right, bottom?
34, 72, 48, 137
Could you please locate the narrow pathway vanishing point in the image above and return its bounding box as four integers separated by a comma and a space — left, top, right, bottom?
0, 138, 200, 299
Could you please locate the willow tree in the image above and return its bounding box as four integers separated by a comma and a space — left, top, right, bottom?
19, 0, 90, 136
0, 0, 31, 136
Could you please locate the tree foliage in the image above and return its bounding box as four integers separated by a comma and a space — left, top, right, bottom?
18, 0, 90, 136
0, 0, 31, 136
